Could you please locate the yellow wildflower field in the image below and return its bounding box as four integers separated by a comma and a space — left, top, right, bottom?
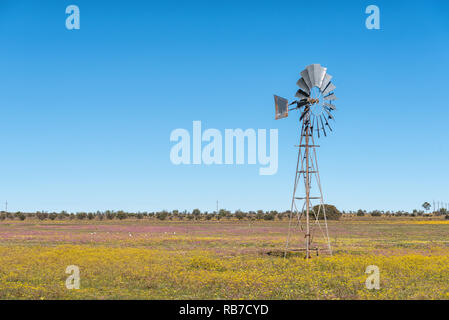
0, 218, 449, 299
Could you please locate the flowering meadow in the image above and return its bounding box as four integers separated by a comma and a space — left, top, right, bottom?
1, 217, 449, 299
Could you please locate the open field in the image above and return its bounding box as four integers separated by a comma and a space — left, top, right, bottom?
1, 217, 449, 299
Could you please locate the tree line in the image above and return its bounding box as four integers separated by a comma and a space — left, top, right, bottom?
0, 205, 342, 221
1, 204, 447, 221
351, 207, 448, 217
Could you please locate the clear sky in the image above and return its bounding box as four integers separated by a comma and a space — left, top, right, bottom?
0, 0, 448, 213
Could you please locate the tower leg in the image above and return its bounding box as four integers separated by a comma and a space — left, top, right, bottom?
305, 116, 311, 260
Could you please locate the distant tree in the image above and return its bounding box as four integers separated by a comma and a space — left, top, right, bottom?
422, 202, 431, 213
278, 211, 289, 220
156, 211, 168, 220
370, 210, 382, 217
76, 212, 87, 220
116, 211, 127, 220
60, 210, 68, 219
256, 210, 264, 220
36, 211, 48, 220
127, 213, 136, 219
234, 210, 246, 220
218, 209, 227, 220
192, 209, 201, 220
105, 210, 115, 220
356, 209, 365, 217
263, 211, 276, 221
311, 204, 342, 220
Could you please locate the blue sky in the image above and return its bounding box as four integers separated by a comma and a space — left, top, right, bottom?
0, 0, 448, 213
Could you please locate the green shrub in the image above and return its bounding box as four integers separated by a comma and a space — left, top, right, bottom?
311, 204, 342, 220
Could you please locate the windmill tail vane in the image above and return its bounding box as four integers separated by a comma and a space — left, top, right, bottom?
273, 64, 338, 259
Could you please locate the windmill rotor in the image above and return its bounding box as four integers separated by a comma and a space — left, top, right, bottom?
274, 63, 337, 138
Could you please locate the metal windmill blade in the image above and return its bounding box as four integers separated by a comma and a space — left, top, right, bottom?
296, 78, 310, 94
324, 102, 336, 110
300, 69, 313, 91
321, 82, 336, 96
325, 119, 333, 132
306, 64, 327, 88
315, 65, 327, 88
320, 73, 332, 92
324, 93, 337, 101
295, 89, 310, 100
323, 107, 335, 122
320, 115, 327, 137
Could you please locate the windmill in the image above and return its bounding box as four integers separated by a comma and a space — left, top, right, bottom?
274, 64, 337, 259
